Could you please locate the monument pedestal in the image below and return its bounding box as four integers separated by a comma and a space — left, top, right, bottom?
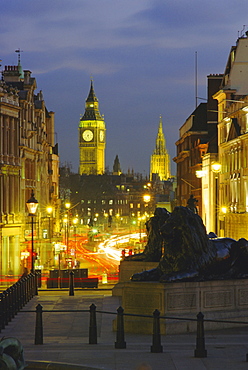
114, 279, 248, 334
112, 261, 158, 297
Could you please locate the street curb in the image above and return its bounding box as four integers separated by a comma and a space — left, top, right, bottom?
26, 360, 106, 370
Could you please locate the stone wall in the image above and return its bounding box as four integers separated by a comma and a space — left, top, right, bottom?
115, 279, 248, 334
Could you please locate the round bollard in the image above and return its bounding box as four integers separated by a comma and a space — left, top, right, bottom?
115, 306, 126, 349
151, 309, 163, 353
194, 312, 207, 358
89, 304, 97, 344
35, 304, 43, 345
69, 271, 74, 296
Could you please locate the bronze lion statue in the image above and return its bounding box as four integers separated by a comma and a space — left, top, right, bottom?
131, 206, 248, 283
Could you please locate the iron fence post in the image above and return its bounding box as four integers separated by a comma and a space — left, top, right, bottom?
89, 303, 97, 344
194, 311, 207, 358
0, 293, 4, 330
35, 304, 43, 345
115, 306, 126, 349
3, 291, 8, 326
69, 271, 74, 296
151, 309, 163, 353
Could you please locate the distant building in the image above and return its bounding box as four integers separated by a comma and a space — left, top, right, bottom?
78, 80, 106, 175
150, 116, 171, 181
113, 155, 122, 175
60, 169, 156, 230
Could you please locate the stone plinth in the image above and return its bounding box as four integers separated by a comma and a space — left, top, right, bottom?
114, 279, 248, 334
112, 261, 158, 297
118, 261, 158, 282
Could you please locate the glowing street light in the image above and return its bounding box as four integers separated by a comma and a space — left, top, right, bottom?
211, 162, 221, 174
221, 206, 227, 214
26, 190, 38, 273
143, 194, 151, 203
65, 202, 71, 210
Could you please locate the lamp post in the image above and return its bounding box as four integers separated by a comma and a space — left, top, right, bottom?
72, 216, 78, 264
46, 206, 53, 239
46, 206, 53, 267
220, 206, 227, 237
26, 191, 39, 273
65, 202, 71, 265
211, 162, 221, 235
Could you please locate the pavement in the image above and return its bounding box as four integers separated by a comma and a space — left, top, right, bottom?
1, 285, 248, 370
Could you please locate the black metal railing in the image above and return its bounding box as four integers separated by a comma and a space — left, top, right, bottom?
0, 272, 38, 332
18, 302, 248, 360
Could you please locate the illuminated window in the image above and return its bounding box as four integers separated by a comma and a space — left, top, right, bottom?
109, 200, 113, 205
130, 203, 134, 208
245, 113, 248, 132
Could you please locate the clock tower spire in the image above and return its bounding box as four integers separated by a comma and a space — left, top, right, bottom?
78, 80, 106, 175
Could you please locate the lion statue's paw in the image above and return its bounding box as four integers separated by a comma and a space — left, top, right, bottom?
131, 268, 161, 281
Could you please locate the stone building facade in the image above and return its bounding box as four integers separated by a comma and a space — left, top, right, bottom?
0, 61, 59, 279
213, 33, 248, 239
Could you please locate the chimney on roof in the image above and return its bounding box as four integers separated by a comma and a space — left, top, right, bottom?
24, 70, 31, 84
3, 65, 21, 82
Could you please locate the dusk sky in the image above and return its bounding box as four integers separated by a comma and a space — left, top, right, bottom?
1, 1, 248, 176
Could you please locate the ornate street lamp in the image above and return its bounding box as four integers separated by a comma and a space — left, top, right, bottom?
26, 191, 39, 273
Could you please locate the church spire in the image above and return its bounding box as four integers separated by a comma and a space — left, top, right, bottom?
154, 115, 167, 155
150, 116, 171, 181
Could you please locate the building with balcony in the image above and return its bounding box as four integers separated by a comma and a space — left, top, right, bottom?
212, 32, 248, 239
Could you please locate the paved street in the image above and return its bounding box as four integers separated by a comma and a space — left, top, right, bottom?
1, 287, 248, 369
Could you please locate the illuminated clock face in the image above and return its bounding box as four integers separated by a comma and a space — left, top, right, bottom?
99, 130, 104, 142
83, 130, 93, 141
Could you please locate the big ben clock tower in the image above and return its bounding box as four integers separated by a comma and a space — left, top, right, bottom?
78, 80, 106, 175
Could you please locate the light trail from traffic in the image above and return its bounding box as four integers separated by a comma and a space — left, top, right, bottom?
97, 232, 147, 261
72, 232, 147, 280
